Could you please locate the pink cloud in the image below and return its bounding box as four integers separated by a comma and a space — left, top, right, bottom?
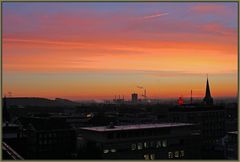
192, 4, 224, 11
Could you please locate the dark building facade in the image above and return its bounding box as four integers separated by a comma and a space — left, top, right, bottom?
18, 116, 77, 159
3, 97, 10, 122
225, 131, 238, 159
77, 123, 201, 159
169, 105, 226, 159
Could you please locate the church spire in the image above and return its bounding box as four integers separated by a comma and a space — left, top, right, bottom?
203, 75, 213, 105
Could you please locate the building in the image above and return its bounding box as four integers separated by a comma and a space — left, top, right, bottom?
203, 77, 213, 105
77, 123, 201, 159
2, 97, 10, 122
131, 93, 138, 103
169, 105, 225, 159
224, 131, 238, 159
113, 96, 125, 104
18, 116, 77, 159
2, 123, 26, 158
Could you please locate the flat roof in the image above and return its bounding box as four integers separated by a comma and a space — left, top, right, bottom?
80, 123, 194, 132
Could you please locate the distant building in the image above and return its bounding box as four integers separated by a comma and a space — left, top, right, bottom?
77, 123, 201, 159
131, 93, 138, 103
203, 77, 213, 105
113, 96, 125, 104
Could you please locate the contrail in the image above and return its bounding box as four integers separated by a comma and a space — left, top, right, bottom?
143, 12, 169, 19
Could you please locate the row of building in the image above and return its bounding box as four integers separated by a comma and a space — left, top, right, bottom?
2, 78, 238, 159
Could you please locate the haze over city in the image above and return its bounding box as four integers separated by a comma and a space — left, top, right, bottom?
2, 2, 238, 100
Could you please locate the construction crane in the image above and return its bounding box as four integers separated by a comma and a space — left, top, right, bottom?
8, 92, 12, 97
137, 86, 147, 100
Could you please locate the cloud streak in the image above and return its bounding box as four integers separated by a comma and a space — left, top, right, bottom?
143, 12, 169, 19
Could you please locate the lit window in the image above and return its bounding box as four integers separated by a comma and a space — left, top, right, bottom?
156, 141, 161, 148
111, 149, 116, 153
162, 140, 167, 147
144, 142, 149, 149
137, 143, 143, 150
144, 154, 150, 160
168, 152, 173, 159
131, 144, 136, 150
150, 154, 155, 160
180, 150, 184, 157
174, 151, 179, 158
103, 149, 109, 154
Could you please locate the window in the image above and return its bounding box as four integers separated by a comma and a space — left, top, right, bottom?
150, 154, 155, 160
103, 149, 109, 154
137, 143, 143, 150
162, 140, 167, 147
168, 152, 173, 159
144, 142, 149, 149
174, 151, 179, 158
180, 150, 184, 157
156, 141, 161, 148
144, 154, 150, 160
131, 144, 136, 150
111, 149, 116, 153
144, 154, 155, 160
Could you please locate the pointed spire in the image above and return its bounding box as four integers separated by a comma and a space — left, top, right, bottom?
203, 75, 213, 105
205, 77, 211, 97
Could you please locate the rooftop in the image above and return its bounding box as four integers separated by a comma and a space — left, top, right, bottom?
80, 123, 193, 132
228, 131, 238, 135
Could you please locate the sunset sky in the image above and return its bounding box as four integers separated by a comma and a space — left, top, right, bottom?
2, 2, 238, 100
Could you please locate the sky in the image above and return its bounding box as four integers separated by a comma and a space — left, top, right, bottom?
2, 2, 238, 100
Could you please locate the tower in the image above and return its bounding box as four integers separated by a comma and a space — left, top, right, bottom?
203, 76, 213, 105
131, 93, 138, 103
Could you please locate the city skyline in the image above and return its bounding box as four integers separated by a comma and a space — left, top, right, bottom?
2, 2, 238, 100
